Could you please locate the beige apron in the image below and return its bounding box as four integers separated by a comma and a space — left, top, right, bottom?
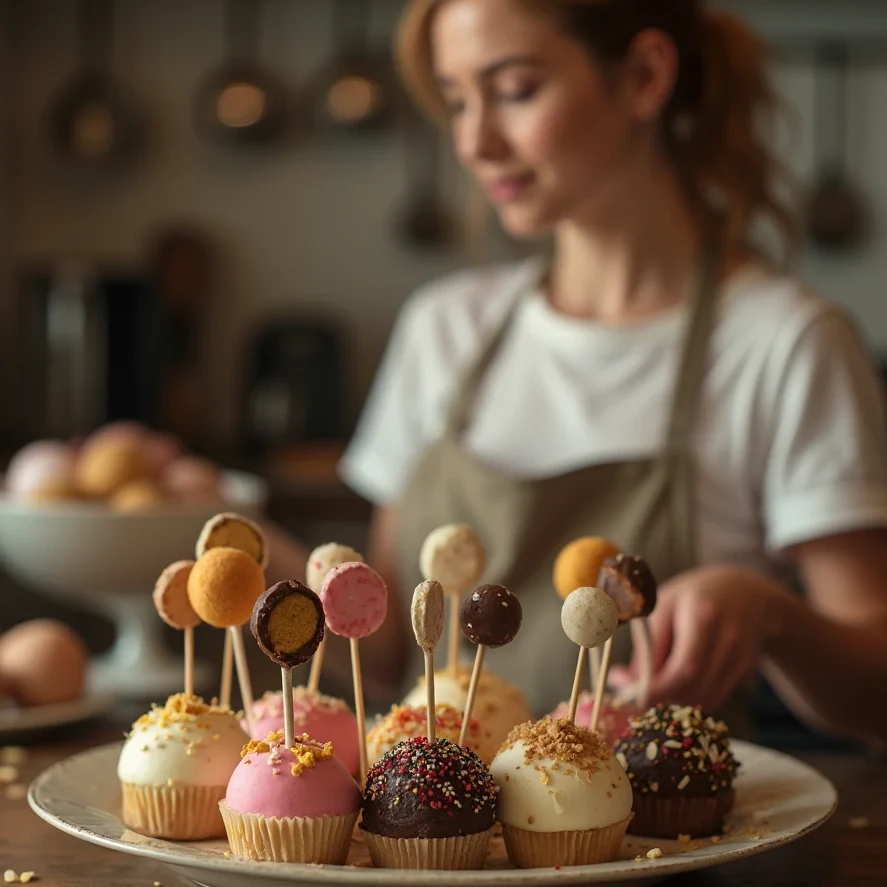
395, 246, 749, 732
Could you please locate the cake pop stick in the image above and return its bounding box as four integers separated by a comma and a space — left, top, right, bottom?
411, 580, 445, 742
153, 560, 200, 697
561, 587, 618, 725
553, 537, 620, 707
457, 584, 522, 747
320, 562, 388, 784
305, 543, 364, 693
196, 512, 269, 709
420, 524, 486, 676
187, 545, 266, 734
596, 554, 659, 721
251, 580, 325, 748
220, 629, 233, 707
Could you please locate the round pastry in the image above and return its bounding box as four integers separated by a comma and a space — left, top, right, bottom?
245, 688, 360, 777
76, 437, 150, 499
197, 512, 268, 568
117, 693, 248, 840
459, 584, 522, 647
553, 537, 620, 601
613, 703, 739, 838
548, 692, 643, 747
306, 542, 363, 594
5, 440, 77, 502
221, 730, 361, 863
250, 580, 324, 669
402, 667, 532, 753
111, 479, 167, 512
490, 717, 633, 868
597, 554, 658, 621
561, 586, 619, 649
361, 737, 498, 870
153, 561, 200, 630
0, 619, 88, 707
367, 703, 497, 765
187, 547, 265, 628
419, 524, 486, 596
319, 562, 387, 639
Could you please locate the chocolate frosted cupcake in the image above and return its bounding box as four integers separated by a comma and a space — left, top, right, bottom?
361, 736, 498, 870
614, 704, 739, 838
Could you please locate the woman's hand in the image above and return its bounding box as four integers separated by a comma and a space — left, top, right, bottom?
609, 565, 790, 711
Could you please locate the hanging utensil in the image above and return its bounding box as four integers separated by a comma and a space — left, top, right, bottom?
47, 0, 142, 168
398, 114, 455, 250
194, 0, 285, 147
311, 0, 392, 134
807, 42, 866, 252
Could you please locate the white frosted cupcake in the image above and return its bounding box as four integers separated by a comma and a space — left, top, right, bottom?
118, 693, 248, 839
490, 717, 633, 867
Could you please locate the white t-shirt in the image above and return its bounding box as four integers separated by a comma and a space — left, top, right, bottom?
339, 258, 887, 574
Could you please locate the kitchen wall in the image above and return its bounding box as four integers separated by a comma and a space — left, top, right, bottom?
2, 0, 886, 446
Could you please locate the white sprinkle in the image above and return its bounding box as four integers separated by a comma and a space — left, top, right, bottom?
19, 876, 34, 885
502, 602, 509, 607
4, 872, 17, 884
646, 741, 659, 760
677, 775, 690, 791
472, 593, 480, 601
616, 752, 628, 770
664, 740, 682, 750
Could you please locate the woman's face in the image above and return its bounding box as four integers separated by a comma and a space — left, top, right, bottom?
431, 0, 655, 238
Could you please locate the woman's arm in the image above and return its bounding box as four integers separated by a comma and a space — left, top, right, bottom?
761, 529, 887, 746
610, 529, 887, 746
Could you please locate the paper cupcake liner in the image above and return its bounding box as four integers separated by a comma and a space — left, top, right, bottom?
361, 828, 492, 870
219, 802, 357, 864
502, 815, 631, 868
628, 789, 735, 838
120, 782, 226, 840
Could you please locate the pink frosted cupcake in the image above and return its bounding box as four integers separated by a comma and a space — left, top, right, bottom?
549, 692, 643, 746
245, 688, 360, 777
220, 730, 360, 863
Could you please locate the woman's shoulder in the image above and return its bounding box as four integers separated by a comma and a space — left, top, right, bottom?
396, 258, 540, 340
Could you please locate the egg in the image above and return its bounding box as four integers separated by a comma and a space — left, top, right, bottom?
0, 619, 88, 707
5, 440, 77, 501
163, 456, 221, 502
76, 437, 151, 499
110, 479, 167, 512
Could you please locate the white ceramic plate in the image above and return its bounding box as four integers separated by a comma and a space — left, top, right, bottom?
28, 739, 836, 887
0, 693, 115, 738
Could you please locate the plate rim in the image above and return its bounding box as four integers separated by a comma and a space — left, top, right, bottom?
0, 692, 117, 736
28, 739, 839, 886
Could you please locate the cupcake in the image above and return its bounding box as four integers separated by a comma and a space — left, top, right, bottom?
220, 730, 361, 864
117, 693, 248, 839
245, 687, 360, 777
361, 737, 498, 870
490, 717, 633, 868
614, 703, 739, 838
548, 692, 643, 747
367, 703, 497, 765
402, 667, 531, 752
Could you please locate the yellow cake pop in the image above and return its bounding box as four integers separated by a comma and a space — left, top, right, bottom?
187, 547, 265, 628
553, 536, 621, 600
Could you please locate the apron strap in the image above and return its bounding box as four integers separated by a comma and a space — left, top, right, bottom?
663, 240, 723, 452
446, 263, 537, 435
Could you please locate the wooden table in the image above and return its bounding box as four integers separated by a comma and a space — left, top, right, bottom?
1, 722, 885, 886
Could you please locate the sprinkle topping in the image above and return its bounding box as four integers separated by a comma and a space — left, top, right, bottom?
613, 704, 739, 798
363, 737, 498, 823
241, 729, 335, 777
498, 718, 611, 775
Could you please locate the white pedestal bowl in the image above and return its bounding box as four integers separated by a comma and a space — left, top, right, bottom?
0, 471, 268, 700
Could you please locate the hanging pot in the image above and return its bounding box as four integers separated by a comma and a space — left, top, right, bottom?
311, 0, 393, 134
807, 42, 866, 252
47, 0, 142, 169
194, 0, 285, 147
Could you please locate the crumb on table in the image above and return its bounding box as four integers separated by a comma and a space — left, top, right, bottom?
646, 848, 664, 859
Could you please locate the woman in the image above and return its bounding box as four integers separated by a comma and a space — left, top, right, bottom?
336, 0, 887, 744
